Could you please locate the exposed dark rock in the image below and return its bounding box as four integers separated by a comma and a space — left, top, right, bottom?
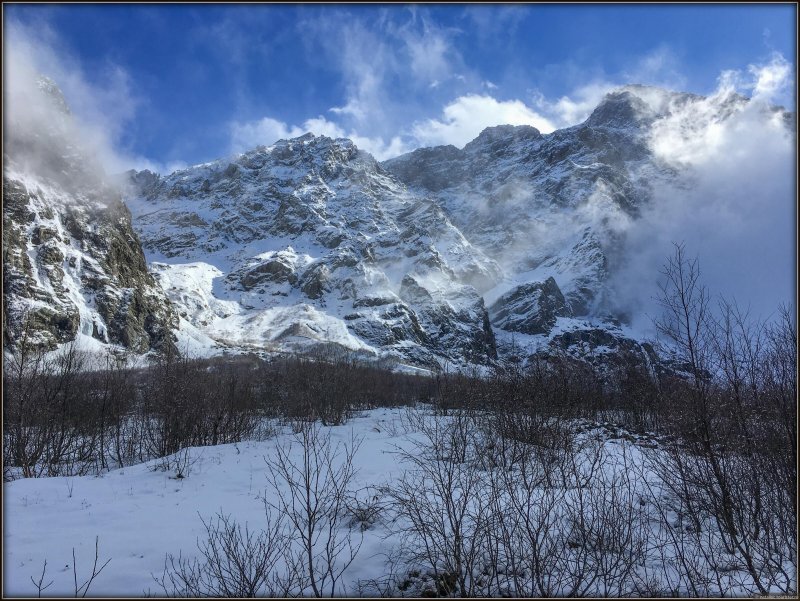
238, 259, 297, 290
490, 277, 572, 335
382, 145, 467, 191
299, 263, 331, 299
399, 275, 433, 304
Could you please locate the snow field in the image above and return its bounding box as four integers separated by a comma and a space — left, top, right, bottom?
4, 406, 794, 597
3, 408, 417, 596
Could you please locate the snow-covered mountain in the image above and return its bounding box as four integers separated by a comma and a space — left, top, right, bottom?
2, 77, 176, 354
124, 135, 500, 367
385, 86, 683, 320
5, 81, 792, 370
120, 85, 694, 369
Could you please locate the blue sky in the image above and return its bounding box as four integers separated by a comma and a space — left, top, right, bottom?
4, 3, 796, 170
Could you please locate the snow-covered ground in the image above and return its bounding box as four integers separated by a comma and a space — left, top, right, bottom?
4, 407, 794, 597
4, 408, 416, 597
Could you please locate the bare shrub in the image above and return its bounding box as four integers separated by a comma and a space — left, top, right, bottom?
72, 536, 112, 597
154, 511, 290, 597
264, 421, 364, 597
387, 411, 495, 597
646, 243, 797, 595
3, 330, 97, 478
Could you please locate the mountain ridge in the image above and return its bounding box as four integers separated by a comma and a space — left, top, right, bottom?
4, 81, 793, 372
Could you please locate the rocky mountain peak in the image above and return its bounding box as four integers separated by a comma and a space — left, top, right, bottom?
464, 124, 542, 151
35, 75, 72, 116
125, 168, 161, 196
267, 133, 374, 173
585, 89, 655, 129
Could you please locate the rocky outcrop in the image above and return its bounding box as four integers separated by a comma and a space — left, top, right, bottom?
489, 277, 572, 336
546, 326, 659, 375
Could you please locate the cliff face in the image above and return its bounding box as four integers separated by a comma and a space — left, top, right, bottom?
3, 77, 176, 353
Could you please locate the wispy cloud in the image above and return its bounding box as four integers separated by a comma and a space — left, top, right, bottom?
411, 94, 557, 148
622, 45, 688, 91
227, 12, 709, 161
4, 19, 159, 177
532, 82, 616, 129
302, 15, 399, 130
461, 5, 527, 46
611, 52, 796, 330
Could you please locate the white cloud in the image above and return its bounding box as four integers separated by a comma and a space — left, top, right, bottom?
411, 94, 557, 148
229, 115, 409, 161
231, 91, 562, 161
749, 52, 793, 102
229, 117, 306, 153
611, 53, 796, 331
301, 117, 410, 160
647, 53, 794, 169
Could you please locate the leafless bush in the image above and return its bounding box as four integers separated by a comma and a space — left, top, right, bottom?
72, 536, 112, 597
645, 243, 797, 595
29, 559, 53, 597
3, 329, 97, 478
4, 340, 435, 482
154, 510, 291, 597
483, 432, 652, 597
151, 446, 198, 479
30, 536, 112, 597
264, 421, 364, 597
387, 411, 495, 597
351, 548, 408, 597
345, 485, 389, 531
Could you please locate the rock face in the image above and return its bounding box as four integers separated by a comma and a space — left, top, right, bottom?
489, 277, 572, 336
382, 87, 671, 323
3, 77, 177, 353
125, 134, 501, 367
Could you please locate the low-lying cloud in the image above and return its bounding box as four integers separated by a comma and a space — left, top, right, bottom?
4, 20, 172, 178
611, 52, 795, 333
